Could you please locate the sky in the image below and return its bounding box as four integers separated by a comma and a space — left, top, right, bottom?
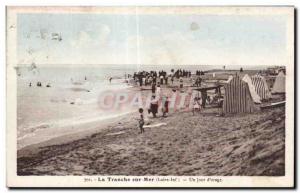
17, 13, 289, 66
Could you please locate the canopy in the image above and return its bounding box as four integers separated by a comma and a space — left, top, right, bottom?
272, 71, 285, 94
242, 74, 261, 104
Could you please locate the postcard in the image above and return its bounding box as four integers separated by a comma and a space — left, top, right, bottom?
6, 6, 294, 188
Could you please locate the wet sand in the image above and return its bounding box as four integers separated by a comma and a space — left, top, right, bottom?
17, 104, 285, 176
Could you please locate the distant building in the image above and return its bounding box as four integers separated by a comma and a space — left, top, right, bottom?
266, 66, 286, 75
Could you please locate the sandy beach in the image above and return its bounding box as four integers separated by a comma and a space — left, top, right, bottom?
17, 84, 285, 176
16, 67, 286, 176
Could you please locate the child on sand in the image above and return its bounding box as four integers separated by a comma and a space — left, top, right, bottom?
193, 97, 201, 115
216, 97, 224, 117
162, 96, 169, 117
156, 84, 161, 97
160, 75, 164, 85
179, 77, 183, 88
138, 108, 145, 133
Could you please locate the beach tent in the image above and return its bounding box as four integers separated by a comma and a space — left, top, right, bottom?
225, 75, 233, 83
223, 76, 255, 114
272, 71, 285, 94
251, 74, 271, 100
242, 74, 261, 104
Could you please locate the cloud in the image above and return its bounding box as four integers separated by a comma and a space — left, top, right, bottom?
123, 30, 289, 66
125, 31, 195, 65
98, 24, 111, 44
18, 17, 288, 66
70, 31, 92, 48
69, 24, 111, 49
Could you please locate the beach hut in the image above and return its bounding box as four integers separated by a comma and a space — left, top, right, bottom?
225, 75, 233, 83
272, 71, 285, 94
242, 74, 261, 104
223, 76, 255, 114
251, 74, 271, 100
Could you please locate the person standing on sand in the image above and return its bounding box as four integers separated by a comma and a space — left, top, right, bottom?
193, 97, 201, 115
165, 75, 168, 85
138, 75, 143, 86
179, 77, 183, 89
142, 76, 146, 86
109, 77, 112, 83
149, 76, 153, 85
150, 95, 158, 118
151, 82, 156, 94
138, 108, 145, 133
156, 83, 161, 99
201, 90, 207, 108
171, 76, 174, 85
160, 75, 164, 85
162, 96, 169, 117
216, 97, 224, 117
198, 77, 202, 87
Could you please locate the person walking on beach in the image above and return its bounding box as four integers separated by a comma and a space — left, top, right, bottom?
171, 76, 174, 85
138, 108, 145, 133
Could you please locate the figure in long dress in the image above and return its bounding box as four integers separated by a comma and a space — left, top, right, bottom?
150, 95, 158, 118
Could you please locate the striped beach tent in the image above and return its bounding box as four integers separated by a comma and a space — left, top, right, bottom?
251, 74, 271, 100
242, 74, 261, 104
272, 71, 285, 94
226, 75, 234, 83
223, 76, 255, 114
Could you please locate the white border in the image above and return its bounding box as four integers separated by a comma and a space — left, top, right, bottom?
2, 1, 294, 190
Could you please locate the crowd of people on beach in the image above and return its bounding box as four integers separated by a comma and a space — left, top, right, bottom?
195, 70, 205, 76
131, 68, 212, 134
132, 69, 193, 87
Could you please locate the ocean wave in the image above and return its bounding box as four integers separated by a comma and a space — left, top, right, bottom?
17, 110, 135, 141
